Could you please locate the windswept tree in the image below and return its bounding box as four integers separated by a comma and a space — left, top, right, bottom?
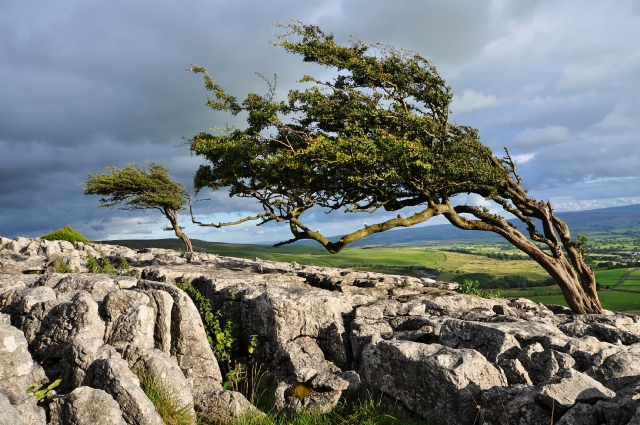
187, 22, 602, 314
83, 162, 195, 252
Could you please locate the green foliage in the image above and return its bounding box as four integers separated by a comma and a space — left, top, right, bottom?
52, 257, 79, 273
455, 279, 500, 299
85, 252, 140, 278
455, 272, 555, 289
176, 279, 237, 365
83, 161, 193, 253
189, 22, 507, 252
135, 368, 195, 425
202, 390, 431, 425
27, 378, 62, 401
86, 252, 102, 273
188, 22, 603, 313
41, 225, 90, 245
83, 161, 186, 212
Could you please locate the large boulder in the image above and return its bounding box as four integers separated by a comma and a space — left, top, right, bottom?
0, 320, 47, 425
194, 390, 263, 421
122, 344, 194, 416
359, 340, 507, 424
48, 387, 127, 425
135, 280, 223, 392
85, 358, 164, 425
538, 368, 615, 413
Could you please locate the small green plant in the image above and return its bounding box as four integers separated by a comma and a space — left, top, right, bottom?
401, 279, 410, 287
248, 334, 258, 356
27, 378, 62, 401
85, 252, 140, 278
455, 279, 503, 299
86, 252, 102, 273
135, 368, 195, 425
100, 251, 118, 275
176, 279, 237, 364
206, 390, 431, 424
41, 225, 90, 245
52, 257, 79, 273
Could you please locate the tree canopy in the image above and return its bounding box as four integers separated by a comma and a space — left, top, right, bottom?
188, 22, 602, 314
83, 162, 194, 252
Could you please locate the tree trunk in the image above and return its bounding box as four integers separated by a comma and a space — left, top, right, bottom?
444, 202, 603, 315
500, 228, 602, 314
165, 210, 193, 253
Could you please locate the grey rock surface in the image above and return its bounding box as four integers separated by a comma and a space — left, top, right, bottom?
135, 280, 223, 392
538, 368, 616, 413
0, 321, 47, 425
48, 386, 127, 425
4, 236, 640, 423
359, 340, 507, 424
0, 392, 26, 425
85, 358, 164, 425
194, 390, 262, 421
122, 344, 194, 415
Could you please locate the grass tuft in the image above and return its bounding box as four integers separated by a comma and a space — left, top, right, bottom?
41, 225, 90, 245
136, 367, 195, 425
198, 390, 431, 425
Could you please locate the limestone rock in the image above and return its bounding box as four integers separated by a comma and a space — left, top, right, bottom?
194, 390, 262, 421
526, 349, 575, 384
102, 290, 156, 349
135, 280, 223, 392
587, 350, 640, 390
48, 387, 126, 425
538, 368, 616, 413
439, 319, 565, 363
498, 358, 532, 385
85, 358, 164, 425
359, 340, 507, 424
0, 321, 47, 425
122, 344, 194, 415
62, 332, 119, 388
555, 403, 603, 425
0, 392, 26, 425
29, 291, 105, 360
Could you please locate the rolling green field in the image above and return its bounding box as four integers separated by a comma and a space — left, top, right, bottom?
595, 268, 633, 286
501, 268, 640, 312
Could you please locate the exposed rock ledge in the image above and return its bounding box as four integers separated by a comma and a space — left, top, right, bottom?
2, 236, 640, 424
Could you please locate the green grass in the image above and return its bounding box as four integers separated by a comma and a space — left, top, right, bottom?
199, 391, 430, 425
622, 269, 640, 286
594, 268, 632, 286
598, 290, 640, 311
502, 284, 640, 312
41, 224, 90, 245
136, 367, 195, 425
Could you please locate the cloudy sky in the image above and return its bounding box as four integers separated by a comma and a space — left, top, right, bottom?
2, 0, 639, 244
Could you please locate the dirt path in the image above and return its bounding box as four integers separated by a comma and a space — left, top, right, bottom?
616, 267, 638, 288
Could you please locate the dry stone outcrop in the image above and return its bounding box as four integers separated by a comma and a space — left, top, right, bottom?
3, 235, 640, 424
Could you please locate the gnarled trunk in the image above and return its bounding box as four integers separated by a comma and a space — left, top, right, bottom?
165, 210, 193, 253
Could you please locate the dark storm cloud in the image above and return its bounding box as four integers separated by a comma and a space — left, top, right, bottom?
1, 0, 639, 243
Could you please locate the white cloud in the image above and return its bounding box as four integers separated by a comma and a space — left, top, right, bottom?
452, 90, 504, 113
512, 152, 536, 164
511, 125, 569, 148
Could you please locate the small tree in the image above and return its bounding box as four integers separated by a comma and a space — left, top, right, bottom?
188, 22, 602, 314
83, 162, 194, 252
